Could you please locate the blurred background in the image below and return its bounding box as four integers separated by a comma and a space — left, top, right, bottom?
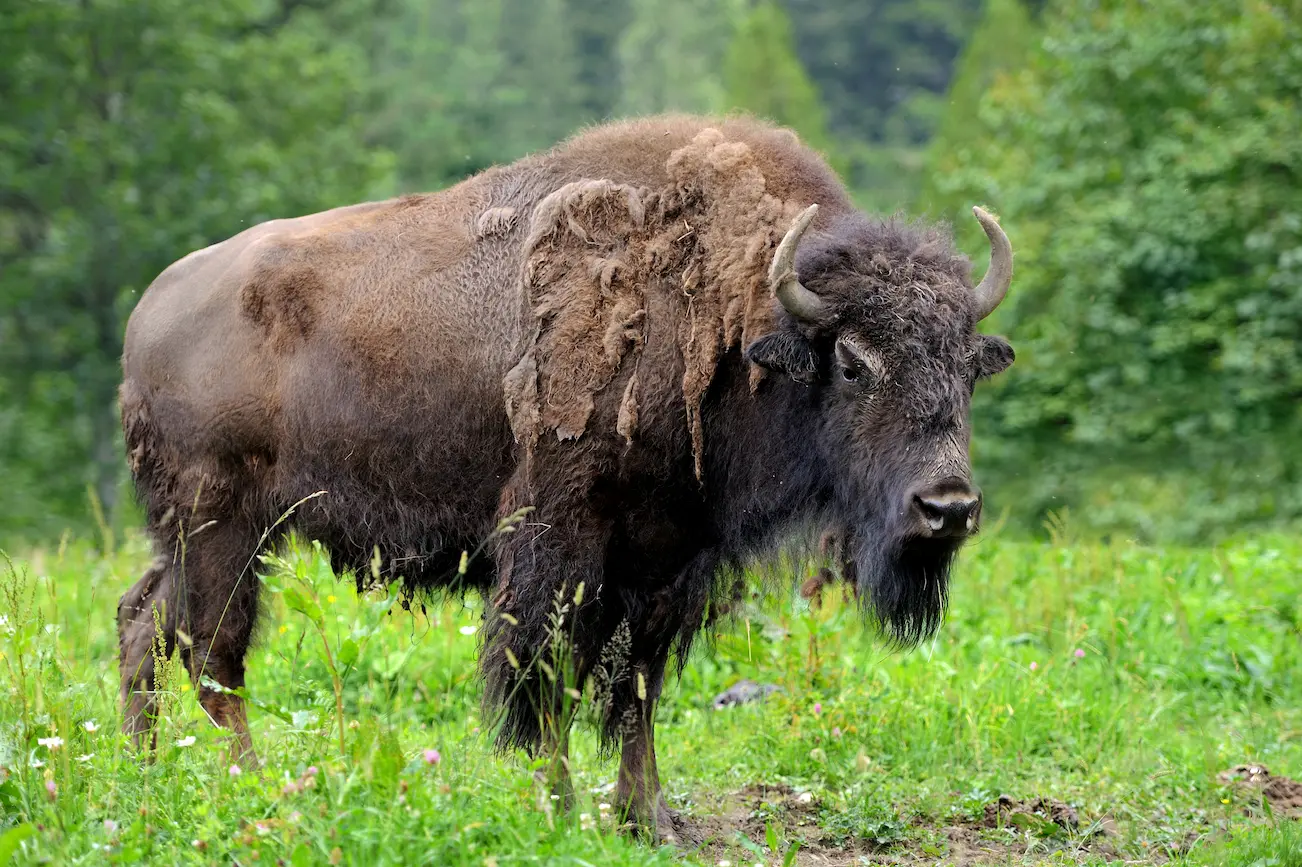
1, 0, 1298, 547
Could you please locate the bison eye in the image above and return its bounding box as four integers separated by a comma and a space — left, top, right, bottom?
834, 337, 878, 388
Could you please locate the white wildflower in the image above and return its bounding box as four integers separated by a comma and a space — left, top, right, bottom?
76, 753, 95, 763
37, 736, 64, 750
83, 720, 99, 733
175, 735, 196, 747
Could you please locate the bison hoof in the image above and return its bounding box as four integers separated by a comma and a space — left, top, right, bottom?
654, 808, 683, 846
620, 798, 685, 846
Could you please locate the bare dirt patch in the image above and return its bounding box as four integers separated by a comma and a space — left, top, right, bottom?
979, 795, 1079, 832
1219, 764, 1302, 817
674, 785, 1121, 866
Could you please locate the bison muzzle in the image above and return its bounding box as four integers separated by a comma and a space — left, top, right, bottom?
116, 114, 1016, 843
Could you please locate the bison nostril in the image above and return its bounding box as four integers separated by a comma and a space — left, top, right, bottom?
914, 496, 946, 532
913, 491, 981, 537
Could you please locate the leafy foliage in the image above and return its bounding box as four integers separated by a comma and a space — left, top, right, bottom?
918, 0, 1039, 213
784, 0, 982, 146
4, 0, 1294, 546
615, 0, 741, 116
932, 0, 1302, 541
0, 0, 390, 538
723, 1, 832, 153
364, 0, 588, 192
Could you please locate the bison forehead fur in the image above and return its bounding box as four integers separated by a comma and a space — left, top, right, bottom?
115, 113, 1015, 838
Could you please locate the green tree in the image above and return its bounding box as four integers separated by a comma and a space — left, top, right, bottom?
363, 0, 511, 190
783, 0, 983, 146
918, 0, 1039, 213
935, 0, 1302, 541
723, 1, 832, 154
0, 0, 390, 541
616, 0, 741, 117
364, 0, 590, 193
564, 0, 634, 120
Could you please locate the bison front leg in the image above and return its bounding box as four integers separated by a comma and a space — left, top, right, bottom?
482, 489, 612, 816
615, 653, 680, 845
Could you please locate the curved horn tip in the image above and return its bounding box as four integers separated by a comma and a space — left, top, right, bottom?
769, 203, 827, 323
972, 205, 999, 227
969, 204, 1014, 321
768, 202, 821, 286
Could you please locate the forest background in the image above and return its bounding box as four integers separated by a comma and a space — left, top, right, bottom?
3, 0, 1299, 546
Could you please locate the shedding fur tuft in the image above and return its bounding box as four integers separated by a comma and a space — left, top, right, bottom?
504, 129, 812, 481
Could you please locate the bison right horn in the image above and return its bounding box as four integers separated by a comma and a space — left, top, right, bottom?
971, 206, 1013, 321
770, 204, 827, 323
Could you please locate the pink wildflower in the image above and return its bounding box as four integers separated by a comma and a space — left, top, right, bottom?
228, 764, 242, 777
45, 779, 57, 800
423, 749, 441, 766
1074, 648, 1086, 659
813, 702, 822, 716
1029, 661, 1038, 671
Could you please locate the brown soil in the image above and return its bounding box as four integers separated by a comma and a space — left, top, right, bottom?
979, 795, 1079, 831
673, 785, 1120, 866
1219, 764, 1302, 817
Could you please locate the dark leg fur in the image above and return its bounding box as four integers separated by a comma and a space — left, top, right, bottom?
118, 557, 174, 748
118, 504, 268, 766
175, 516, 266, 766
615, 651, 680, 844
481, 481, 614, 757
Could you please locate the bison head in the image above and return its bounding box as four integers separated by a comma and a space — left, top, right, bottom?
745, 204, 1015, 645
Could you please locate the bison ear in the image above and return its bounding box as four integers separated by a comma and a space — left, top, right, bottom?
974, 334, 1015, 379
745, 331, 819, 384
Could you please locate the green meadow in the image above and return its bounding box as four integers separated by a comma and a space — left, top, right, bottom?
1, 527, 1299, 865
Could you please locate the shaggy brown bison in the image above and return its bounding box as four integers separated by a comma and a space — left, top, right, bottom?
117, 113, 1015, 842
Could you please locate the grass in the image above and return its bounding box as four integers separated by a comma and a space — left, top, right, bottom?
0, 527, 1299, 866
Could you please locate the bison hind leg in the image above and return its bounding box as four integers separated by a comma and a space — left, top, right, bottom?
120, 502, 274, 767
118, 557, 177, 750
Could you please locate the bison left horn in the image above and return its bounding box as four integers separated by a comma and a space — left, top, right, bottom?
971, 206, 1014, 321
770, 204, 827, 323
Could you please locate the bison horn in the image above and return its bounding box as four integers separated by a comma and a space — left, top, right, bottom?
770, 204, 827, 323
971, 205, 1013, 321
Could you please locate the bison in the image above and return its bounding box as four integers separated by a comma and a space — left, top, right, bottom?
117, 114, 1015, 842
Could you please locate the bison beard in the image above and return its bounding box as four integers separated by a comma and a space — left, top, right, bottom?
855, 527, 957, 647
115, 115, 1015, 845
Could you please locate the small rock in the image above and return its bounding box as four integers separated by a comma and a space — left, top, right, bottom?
711, 679, 782, 710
